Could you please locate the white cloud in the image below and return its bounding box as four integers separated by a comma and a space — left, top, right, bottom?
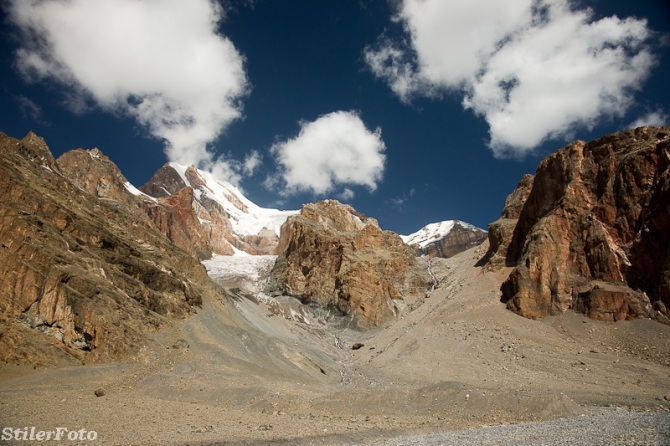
270, 111, 386, 196
627, 110, 668, 129
338, 188, 355, 201
8, 0, 250, 182
365, 0, 656, 158
243, 150, 262, 176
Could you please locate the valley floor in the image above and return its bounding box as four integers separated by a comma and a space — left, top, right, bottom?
1, 243, 669, 445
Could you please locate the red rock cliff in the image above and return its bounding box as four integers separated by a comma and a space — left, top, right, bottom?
487, 127, 670, 324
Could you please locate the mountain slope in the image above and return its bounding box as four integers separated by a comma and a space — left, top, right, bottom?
401, 220, 487, 258
140, 162, 298, 256
0, 132, 225, 364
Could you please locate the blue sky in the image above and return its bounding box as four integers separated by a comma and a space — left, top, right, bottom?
1, 0, 669, 235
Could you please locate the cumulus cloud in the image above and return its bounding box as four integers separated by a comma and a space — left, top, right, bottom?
242, 150, 262, 176
270, 111, 386, 196
8, 0, 250, 181
627, 110, 668, 129
365, 0, 657, 158
338, 188, 355, 201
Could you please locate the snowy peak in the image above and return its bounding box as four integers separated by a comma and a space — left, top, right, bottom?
402, 220, 487, 258
168, 162, 298, 238
140, 162, 298, 256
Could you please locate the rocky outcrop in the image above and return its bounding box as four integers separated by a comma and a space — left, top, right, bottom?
403, 220, 488, 259
489, 127, 670, 324
269, 200, 432, 330
0, 132, 223, 365
57, 148, 220, 260
140, 163, 292, 256
483, 174, 534, 269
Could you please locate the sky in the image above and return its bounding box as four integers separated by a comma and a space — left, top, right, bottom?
1, 0, 669, 235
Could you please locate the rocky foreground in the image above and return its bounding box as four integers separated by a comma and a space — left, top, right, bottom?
1, 241, 669, 444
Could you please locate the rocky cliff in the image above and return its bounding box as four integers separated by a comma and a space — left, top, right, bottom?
483, 174, 534, 270
0, 132, 223, 364
486, 126, 670, 324
57, 147, 218, 260
269, 200, 432, 330
140, 163, 297, 256
402, 220, 488, 258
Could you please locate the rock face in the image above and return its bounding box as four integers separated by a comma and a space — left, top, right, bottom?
140, 163, 297, 256
486, 127, 670, 324
57, 148, 217, 260
0, 132, 222, 364
269, 200, 432, 330
483, 174, 534, 270
402, 220, 488, 259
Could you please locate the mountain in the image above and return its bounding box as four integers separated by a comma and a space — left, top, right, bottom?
0, 132, 223, 365
140, 162, 298, 256
2, 131, 670, 444
269, 200, 433, 330
485, 126, 670, 325
401, 220, 488, 258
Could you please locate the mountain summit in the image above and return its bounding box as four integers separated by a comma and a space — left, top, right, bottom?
140, 162, 298, 257
402, 220, 487, 258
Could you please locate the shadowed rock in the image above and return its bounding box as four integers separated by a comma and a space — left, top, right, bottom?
0, 132, 223, 365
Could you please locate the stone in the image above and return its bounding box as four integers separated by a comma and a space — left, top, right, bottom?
0, 132, 222, 365
269, 200, 432, 330
94, 389, 106, 397
488, 126, 670, 323
172, 339, 189, 349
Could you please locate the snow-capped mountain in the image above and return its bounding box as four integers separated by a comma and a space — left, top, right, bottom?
140, 162, 298, 257
402, 220, 488, 258
167, 162, 297, 238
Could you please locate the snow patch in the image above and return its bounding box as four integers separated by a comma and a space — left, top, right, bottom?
123, 181, 156, 202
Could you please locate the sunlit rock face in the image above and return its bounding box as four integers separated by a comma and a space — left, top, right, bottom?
270, 200, 432, 330
487, 126, 670, 324
0, 132, 222, 365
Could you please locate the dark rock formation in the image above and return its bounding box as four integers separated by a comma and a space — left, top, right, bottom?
487, 127, 670, 324
484, 174, 534, 269
269, 200, 432, 330
0, 132, 223, 364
